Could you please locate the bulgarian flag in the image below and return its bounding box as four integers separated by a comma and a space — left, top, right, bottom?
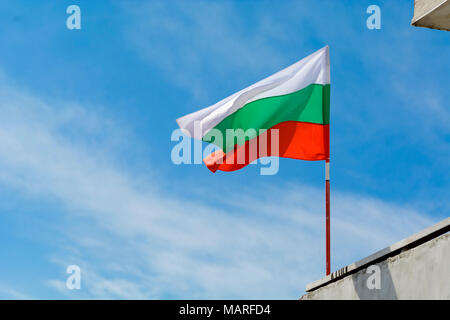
177, 46, 330, 172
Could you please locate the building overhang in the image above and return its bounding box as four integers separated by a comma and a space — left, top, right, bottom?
411, 0, 450, 31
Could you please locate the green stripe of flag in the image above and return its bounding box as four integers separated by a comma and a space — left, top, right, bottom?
202, 83, 330, 152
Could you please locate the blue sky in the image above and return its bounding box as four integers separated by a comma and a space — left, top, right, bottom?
0, 0, 448, 299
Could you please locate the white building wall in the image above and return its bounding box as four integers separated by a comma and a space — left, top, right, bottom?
301, 233, 450, 300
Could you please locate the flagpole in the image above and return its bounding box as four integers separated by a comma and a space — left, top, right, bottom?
325, 159, 330, 275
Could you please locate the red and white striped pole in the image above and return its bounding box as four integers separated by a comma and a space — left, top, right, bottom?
325, 159, 331, 275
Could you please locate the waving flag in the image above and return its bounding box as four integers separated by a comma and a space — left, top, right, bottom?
177, 46, 330, 172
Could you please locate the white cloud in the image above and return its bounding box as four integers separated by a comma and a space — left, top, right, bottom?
0, 286, 33, 300
123, 0, 289, 101
0, 73, 439, 299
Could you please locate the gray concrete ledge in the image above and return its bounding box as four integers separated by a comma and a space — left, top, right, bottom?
306, 217, 450, 292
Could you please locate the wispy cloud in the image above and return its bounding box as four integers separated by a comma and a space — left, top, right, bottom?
0, 72, 438, 299
0, 286, 33, 300
123, 0, 290, 101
